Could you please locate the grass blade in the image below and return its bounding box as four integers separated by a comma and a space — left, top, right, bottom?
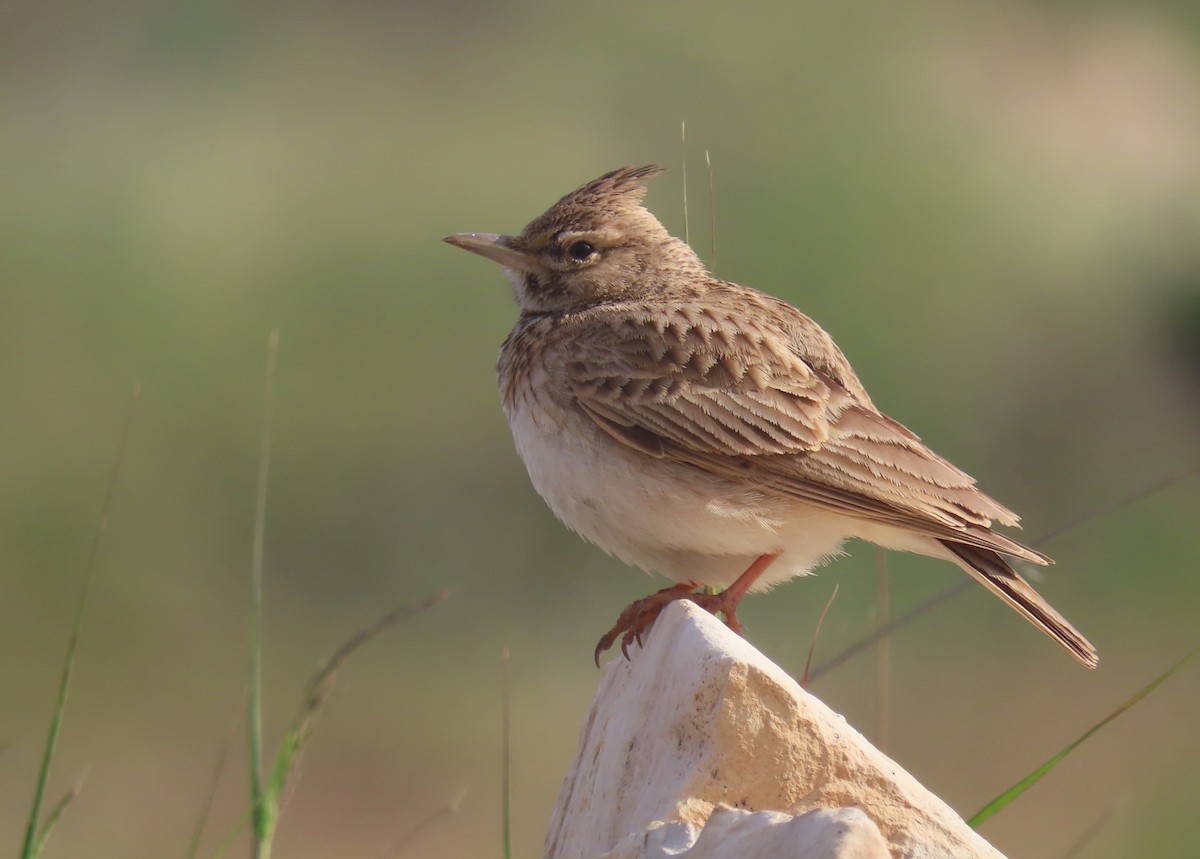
186, 694, 246, 859
680, 121, 689, 245
31, 777, 86, 858
969, 646, 1198, 827
204, 808, 254, 859
800, 584, 838, 689
501, 646, 512, 859
811, 461, 1200, 682
249, 329, 280, 859
808, 580, 970, 683
875, 549, 889, 752
1031, 461, 1200, 547
1059, 796, 1126, 859
20, 383, 140, 859
241, 328, 450, 856
262, 590, 452, 842
378, 783, 468, 858
705, 149, 716, 270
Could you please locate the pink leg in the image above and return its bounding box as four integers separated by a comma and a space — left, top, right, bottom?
593, 553, 783, 664
690, 552, 781, 635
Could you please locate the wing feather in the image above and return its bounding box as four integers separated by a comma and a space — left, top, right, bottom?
566, 301, 1044, 563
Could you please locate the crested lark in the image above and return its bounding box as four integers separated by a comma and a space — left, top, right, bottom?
445, 165, 1098, 668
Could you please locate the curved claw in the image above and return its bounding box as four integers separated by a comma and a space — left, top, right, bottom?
620, 631, 634, 661
590, 554, 782, 666
593, 581, 699, 666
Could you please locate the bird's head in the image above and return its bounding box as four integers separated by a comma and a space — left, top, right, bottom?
445, 165, 706, 313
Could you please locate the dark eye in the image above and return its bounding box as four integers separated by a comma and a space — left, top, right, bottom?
566, 240, 596, 261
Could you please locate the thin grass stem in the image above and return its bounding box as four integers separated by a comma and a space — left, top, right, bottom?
1058, 796, 1126, 859
31, 777, 86, 858
705, 149, 716, 270
249, 329, 279, 858
501, 646, 512, 859
20, 383, 140, 859
808, 580, 970, 684
875, 548, 889, 752
186, 693, 246, 859
1032, 461, 1200, 547
274, 590, 452, 777
810, 463, 1200, 681
255, 590, 451, 856
801, 584, 838, 689
969, 646, 1198, 827
378, 783, 468, 858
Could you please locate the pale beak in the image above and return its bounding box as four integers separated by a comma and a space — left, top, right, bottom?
443, 233, 540, 274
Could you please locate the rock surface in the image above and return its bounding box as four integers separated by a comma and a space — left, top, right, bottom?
544, 601, 1005, 859
597, 807, 891, 859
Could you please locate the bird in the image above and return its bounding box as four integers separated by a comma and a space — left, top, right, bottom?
444, 165, 1098, 669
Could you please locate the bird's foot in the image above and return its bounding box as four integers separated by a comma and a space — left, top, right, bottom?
593, 583, 751, 664
593, 553, 782, 666
685, 588, 746, 636
594, 582, 700, 666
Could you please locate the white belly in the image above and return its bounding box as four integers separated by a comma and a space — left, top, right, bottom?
506, 396, 856, 589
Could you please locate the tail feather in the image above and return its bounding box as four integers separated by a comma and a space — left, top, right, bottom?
940, 540, 1098, 668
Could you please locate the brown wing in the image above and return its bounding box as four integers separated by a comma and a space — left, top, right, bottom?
568, 301, 1048, 564
569, 305, 834, 456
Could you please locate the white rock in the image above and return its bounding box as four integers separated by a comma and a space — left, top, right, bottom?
598, 807, 890, 858
544, 601, 1005, 859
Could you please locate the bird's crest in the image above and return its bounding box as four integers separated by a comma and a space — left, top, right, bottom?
519, 165, 667, 240
557, 165, 666, 210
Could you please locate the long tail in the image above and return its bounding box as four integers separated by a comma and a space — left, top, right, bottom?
940, 540, 1098, 668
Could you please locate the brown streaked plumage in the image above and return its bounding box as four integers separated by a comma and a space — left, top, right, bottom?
445, 165, 1097, 668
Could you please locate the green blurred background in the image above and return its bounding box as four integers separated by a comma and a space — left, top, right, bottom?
3, 0, 1199, 856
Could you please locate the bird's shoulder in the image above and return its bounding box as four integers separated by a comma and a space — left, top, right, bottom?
556, 279, 871, 406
